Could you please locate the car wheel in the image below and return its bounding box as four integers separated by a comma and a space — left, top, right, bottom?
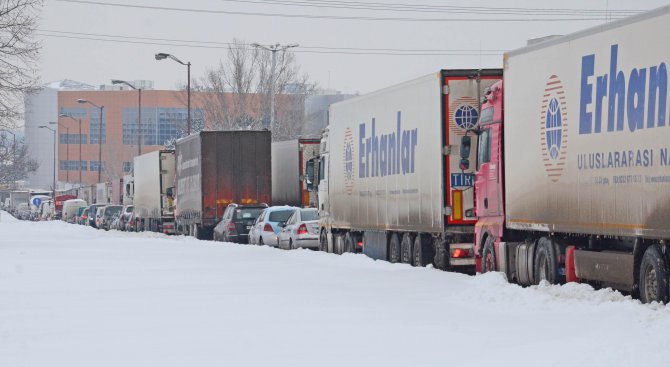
259, 237, 264, 246
289, 239, 294, 250
388, 233, 401, 263
639, 245, 669, 304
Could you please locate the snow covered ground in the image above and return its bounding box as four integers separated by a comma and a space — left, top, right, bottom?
1, 210, 670, 367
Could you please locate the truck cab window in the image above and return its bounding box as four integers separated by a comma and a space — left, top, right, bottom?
478, 128, 491, 170
319, 157, 326, 182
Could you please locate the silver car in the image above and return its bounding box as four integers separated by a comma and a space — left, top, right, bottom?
277, 208, 320, 250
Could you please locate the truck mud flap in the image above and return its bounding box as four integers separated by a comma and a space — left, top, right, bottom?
574, 250, 634, 291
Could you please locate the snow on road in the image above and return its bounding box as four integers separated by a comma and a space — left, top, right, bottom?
1, 211, 670, 367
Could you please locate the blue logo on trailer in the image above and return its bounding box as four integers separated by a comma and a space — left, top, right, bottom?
32, 197, 42, 207
540, 75, 568, 182
454, 104, 479, 130
343, 128, 355, 195
546, 98, 563, 159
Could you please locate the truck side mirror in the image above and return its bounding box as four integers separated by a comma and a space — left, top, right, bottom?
460, 135, 471, 158
459, 135, 471, 170
305, 159, 315, 192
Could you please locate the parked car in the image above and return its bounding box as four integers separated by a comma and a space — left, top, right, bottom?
213, 204, 267, 243
78, 207, 89, 225
62, 199, 88, 223
98, 205, 123, 230
248, 206, 297, 247
109, 211, 123, 230
125, 211, 136, 232
277, 208, 320, 250
118, 205, 134, 231
88, 204, 107, 228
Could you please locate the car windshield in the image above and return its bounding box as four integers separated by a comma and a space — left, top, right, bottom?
235, 208, 264, 220
268, 209, 295, 223
105, 206, 122, 216
126, 207, 134, 213
300, 210, 319, 221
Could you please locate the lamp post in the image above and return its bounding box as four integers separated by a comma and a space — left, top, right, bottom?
77, 99, 104, 183
49, 121, 71, 183
111, 79, 142, 156
155, 53, 191, 135
38, 125, 56, 199
251, 43, 299, 136
59, 113, 83, 186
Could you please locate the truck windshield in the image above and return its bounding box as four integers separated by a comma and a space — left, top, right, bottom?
480, 106, 494, 124
477, 128, 492, 170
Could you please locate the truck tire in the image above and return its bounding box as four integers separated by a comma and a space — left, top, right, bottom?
434, 240, 449, 271
319, 230, 328, 252
344, 232, 355, 253
389, 233, 401, 263
481, 236, 496, 273
413, 234, 434, 267
400, 233, 414, 264
533, 237, 560, 284
639, 245, 670, 304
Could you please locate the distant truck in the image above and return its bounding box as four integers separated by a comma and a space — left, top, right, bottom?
9, 190, 29, 214
95, 182, 112, 204
308, 69, 502, 269
175, 131, 272, 239
122, 174, 134, 206
133, 150, 176, 234
271, 138, 320, 207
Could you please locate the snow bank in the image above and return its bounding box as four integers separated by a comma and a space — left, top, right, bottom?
1, 217, 669, 367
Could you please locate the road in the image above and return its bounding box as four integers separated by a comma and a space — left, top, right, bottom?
1, 212, 669, 367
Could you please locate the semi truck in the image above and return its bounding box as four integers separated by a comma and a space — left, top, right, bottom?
133, 150, 176, 234
271, 138, 320, 207
175, 131, 272, 240
452, 6, 670, 303
309, 69, 502, 269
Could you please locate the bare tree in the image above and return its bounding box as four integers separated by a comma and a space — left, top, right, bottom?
194, 39, 316, 141
0, 131, 37, 186
0, 0, 42, 130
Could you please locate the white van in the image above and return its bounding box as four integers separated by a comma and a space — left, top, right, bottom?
62, 199, 88, 223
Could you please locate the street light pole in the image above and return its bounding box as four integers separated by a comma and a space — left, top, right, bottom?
39, 125, 56, 199
155, 53, 191, 135
111, 80, 142, 156
77, 99, 104, 183
251, 43, 299, 137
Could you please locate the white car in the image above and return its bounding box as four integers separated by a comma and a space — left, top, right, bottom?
277, 208, 320, 250
248, 206, 297, 247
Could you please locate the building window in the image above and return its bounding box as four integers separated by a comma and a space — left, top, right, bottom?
123, 161, 133, 173
59, 160, 88, 171
89, 161, 105, 172
89, 108, 107, 144
59, 134, 87, 144
122, 107, 204, 146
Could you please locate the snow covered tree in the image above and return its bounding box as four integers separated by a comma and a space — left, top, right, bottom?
0, 131, 37, 186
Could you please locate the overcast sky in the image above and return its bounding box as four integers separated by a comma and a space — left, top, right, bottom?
37, 0, 669, 95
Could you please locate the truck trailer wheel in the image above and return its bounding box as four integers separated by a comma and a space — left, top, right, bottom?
412, 234, 433, 267
639, 245, 670, 304
388, 233, 401, 263
319, 231, 328, 252
344, 232, 356, 253
481, 236, 496, 273
533, 237, 560, 284
400, 233, 414, 264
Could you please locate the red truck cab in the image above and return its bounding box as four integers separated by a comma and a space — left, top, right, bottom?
468, 81, 506, 273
